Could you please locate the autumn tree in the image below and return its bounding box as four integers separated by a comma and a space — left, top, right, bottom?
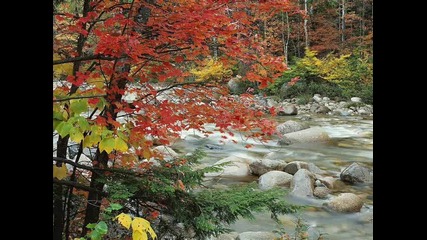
53, 0, 298, 239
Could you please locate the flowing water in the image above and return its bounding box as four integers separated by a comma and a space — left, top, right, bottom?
171, 114, 373, 240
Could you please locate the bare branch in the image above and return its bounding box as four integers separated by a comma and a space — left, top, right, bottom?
53, 95, 106, 102
53, 55, 117, 65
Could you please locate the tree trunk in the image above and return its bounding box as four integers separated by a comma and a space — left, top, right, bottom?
281, 12, 290, 65
303, 0, 309, 48
53, 135, 69, 240
341, 0, 346, 43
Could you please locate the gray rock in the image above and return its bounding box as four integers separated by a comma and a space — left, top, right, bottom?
249, 159, 287, 176
351, 97, 362, 103
277, 104, 298, 116
317, 176, 337, 189
313, 95, 322, 103
290, 169, 315, 197
326, 193, 364, 213
266, 98, 279, 108
322, 97, 330, 102
284, 161, 325, 175
237, 231, 277, 240
204, 156, 255, 178
258, 171, 293, 190
276, 120, 308, 135
340, 162, 373, 184
277, 136, 292, 145
316, 105, 331, 114
279, 127, 330, 145
228, 76, 241, 93
310, 103, 320, 112
313, 186, 330, 199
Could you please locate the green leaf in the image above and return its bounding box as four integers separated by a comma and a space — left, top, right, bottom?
99, 137, 115, 153
83, 134, 101, 148
115, 137, 128, 152
70, 128, 84, 143
86, 223, 97, 229
53, 111, 65, 121
78, 117, 90, 131
96, 97, 106, 110
70, 99, 88, 115
56, 121, 73, 137
95, 221, 108, 235
88, 230, 101, 240
109, 203, 123, 211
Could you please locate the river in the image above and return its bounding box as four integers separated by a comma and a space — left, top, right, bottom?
171, 114, 373, 240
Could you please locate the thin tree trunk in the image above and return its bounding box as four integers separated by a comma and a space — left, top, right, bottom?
281, 12, 290, 65
303, 0, 309, 48
341, 0, 346, 43
53, 135, 69, 240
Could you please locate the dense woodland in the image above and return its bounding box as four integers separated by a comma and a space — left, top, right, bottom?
53, 0, 373, 239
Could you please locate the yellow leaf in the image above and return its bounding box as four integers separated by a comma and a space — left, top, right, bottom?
53, 164, 68, 180
132, 230, 147, 240
99, 137, 115, 153
143, 149, 152, 160
115, 213, 132, 229
132, 218, 157, 240
115, 137, 128, 152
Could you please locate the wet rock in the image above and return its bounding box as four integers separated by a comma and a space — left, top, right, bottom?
205, 144, 223, 150
317, 176, 337, 189
277, 136, 292, 145
266, 98, 279, 108
249, 159, 287, 176
204, 156, 254, 178
322, 97, 330, 102
326, 193, 364, 213
277, 104, 298, 116
290, 169, 315, 197
313, 186, 330, 199
340, 162, 373, 184
310, 103, 320, 113
316, 105, 331, 114
228, 76, 242, 93
237, 231, 277, 240
276, 120, 308, 135
258, 171, 293, 190
279, 127, 330, 145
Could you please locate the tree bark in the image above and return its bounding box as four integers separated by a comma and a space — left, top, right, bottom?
53, 135, 69, 240
303, 0, 309, 48
281, 12, 290, 65
341, 0, 346, 43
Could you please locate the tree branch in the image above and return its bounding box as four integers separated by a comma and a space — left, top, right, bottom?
53, 179, 108, 196
53, 95, 106, 102
53, 55, 117, 65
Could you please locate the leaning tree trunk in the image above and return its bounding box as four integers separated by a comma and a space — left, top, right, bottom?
53, 135, 69, 240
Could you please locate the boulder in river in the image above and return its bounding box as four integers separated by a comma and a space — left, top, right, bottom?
278, 127, 330, 145
316, 105, 331, 114
284, 161, 326, 175
258, 170, 293, 190
290, 169, 315, 197
326, 193, 364, 213
204, 156, 254, 179
277, 104, 298, 116
313, 186, 330, 199
237, 231, 277, 240
340, 162, 373, 184
249, 159, 287, 176
276, 120, 308, 135
153, 146, 179, 161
